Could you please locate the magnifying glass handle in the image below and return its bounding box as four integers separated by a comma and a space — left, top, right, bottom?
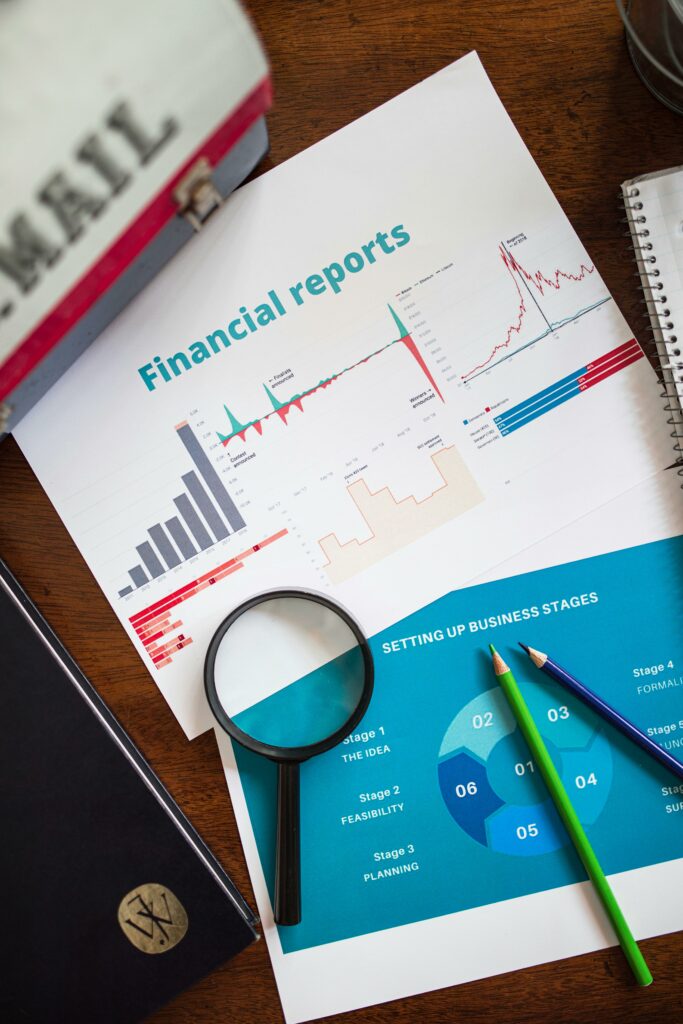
274, 761, 301, 926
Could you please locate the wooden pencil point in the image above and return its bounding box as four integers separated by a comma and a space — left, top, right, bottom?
489, 646, 509, 676
527, 646, 547, 669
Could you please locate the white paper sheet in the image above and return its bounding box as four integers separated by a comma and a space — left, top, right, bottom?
14, 54, 672, 741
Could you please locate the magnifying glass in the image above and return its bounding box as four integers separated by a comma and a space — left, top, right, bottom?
204, 590, 374, 926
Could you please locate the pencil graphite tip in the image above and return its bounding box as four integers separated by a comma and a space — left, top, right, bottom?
488, 643, 497, 656
518, 642, 530, 653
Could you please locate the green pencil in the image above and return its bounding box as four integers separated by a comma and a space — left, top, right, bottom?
488, 643, 652, 986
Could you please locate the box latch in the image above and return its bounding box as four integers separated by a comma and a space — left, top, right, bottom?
172, 157, 223, 231
0, 402, 12, 434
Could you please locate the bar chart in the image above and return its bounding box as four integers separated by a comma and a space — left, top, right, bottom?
118, 421, 246, 597
494, 339, 643, 436
129, 529, 288, 669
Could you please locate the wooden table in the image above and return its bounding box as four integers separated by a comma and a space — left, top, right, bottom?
2, 1, 682, 1021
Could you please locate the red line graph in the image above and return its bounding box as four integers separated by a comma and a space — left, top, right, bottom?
461, 245, 596, 379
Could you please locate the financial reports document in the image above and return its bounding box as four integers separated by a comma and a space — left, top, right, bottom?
15, 54, 671, 739
14, 53, 681, 1020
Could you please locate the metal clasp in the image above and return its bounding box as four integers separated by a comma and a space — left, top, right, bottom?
0, 401, 13, 435
173, 158, 223, 232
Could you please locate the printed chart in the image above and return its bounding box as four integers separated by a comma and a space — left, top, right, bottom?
319, 446, 482, 584
13, 52, 669, 747
218, 306, 444, 445
233, 535, 683, 955
393, 232, 644, 473
438, 688, 612, 856
459, 241, 610, 382
494, 339, 642, 437
118, 420, 247, 598
130, 529, 288, 669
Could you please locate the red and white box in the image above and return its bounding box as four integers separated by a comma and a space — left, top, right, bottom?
0, 0, 271, 433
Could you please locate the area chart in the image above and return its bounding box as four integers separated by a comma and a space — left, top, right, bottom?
319, 446, 483, 584
218, 304, 443, 446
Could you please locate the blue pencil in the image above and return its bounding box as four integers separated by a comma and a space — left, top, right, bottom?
519, 642, 683, 780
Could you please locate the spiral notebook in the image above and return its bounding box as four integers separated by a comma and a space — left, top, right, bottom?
622, 165, 683, 465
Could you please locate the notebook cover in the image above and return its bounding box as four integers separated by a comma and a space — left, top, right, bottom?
0, 559, 258, 1024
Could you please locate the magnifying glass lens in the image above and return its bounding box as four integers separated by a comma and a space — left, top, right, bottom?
213, 595, 366, 749
205, 591, 373, 927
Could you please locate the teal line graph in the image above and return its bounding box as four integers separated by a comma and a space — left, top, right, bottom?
464, 297, 611, 382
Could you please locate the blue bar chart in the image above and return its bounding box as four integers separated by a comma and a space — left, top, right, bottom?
494, 338, 642, 436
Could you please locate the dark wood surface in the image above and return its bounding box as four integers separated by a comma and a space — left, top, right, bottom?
2, 1, 683, 1021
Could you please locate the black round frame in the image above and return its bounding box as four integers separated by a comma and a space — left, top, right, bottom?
204, 588, 375, 763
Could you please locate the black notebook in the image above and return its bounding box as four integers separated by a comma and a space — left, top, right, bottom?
0, 559, 258, 1024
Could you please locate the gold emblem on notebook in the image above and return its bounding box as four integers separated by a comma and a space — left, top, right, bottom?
117, 883, 188, 953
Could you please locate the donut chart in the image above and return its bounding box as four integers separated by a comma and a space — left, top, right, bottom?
438, 686, 612, 856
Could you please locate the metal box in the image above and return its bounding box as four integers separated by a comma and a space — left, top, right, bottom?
0, 0, 271, 433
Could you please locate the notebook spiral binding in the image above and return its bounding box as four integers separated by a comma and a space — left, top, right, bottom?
621, 184, 683, 483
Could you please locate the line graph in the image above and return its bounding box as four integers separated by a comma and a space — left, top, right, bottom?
461, 243, 610, 382
218, 304, 443, 446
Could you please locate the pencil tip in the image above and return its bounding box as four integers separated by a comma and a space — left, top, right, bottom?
489, 644, 509, 675
524, 645, 548, 669
518, 642, 530, 653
